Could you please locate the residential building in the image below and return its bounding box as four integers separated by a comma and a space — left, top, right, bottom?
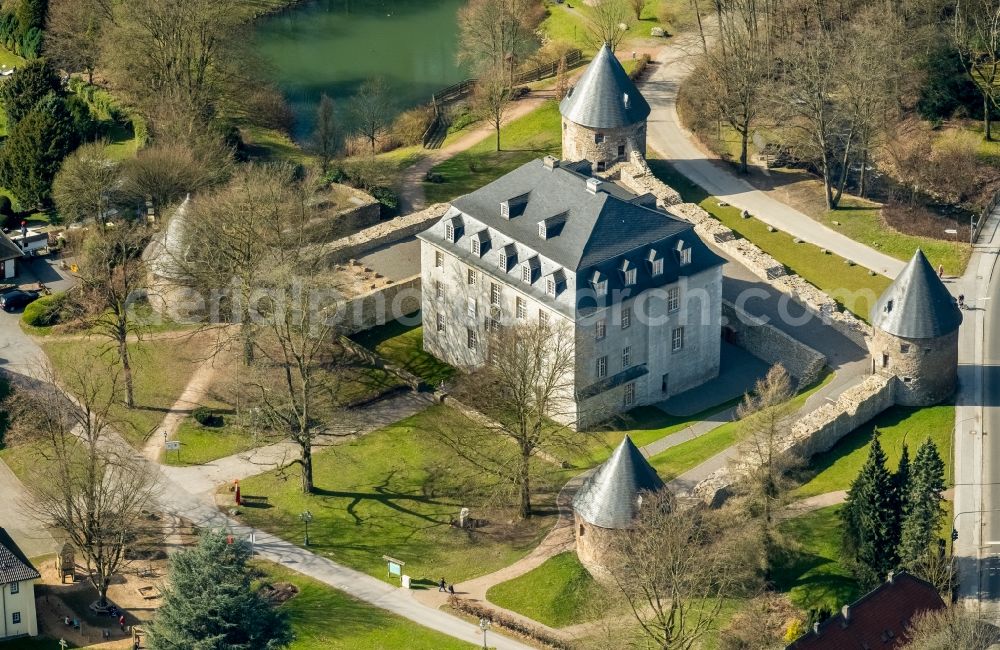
418, 156, 724, 427
0, 528, 40, 640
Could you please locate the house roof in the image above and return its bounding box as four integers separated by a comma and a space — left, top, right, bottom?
871, 249, 962, 339
786, 572, 945, 650
448, 158, 722, 274
0, 527, 40, 585
559, 43, 651, 129
0, 231, 23, 261
572, 436, 664, 529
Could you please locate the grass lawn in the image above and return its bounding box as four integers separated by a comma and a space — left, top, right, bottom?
647, 372, 833, 481
539, 0, 696, 54
423, 100, 562, 204
486, 551, 607, 628
233, 405, 556, 585
773, 505, 858, 613
162, 418, 261, 466
350, 315, 457, 386
259, 562, 474, 650
795, 404, 955, 498
0, 45, 24, 70
41, 333, 213, 447
242, 124, 318, 166
649, 159, 890, 321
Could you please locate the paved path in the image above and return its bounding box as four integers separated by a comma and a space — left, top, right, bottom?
640, 29, 904, 278
397, 93, 555, 215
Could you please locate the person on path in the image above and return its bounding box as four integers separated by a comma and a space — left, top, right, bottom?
959, 294, 965, 309
119, 614, 126, 632
938, 263, 944, 278
438, 577, 446, 592
448, 584, 455, 595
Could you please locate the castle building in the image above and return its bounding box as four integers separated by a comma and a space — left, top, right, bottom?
869, 249, 962, 406
0, 528, 40, 640
559, 43, 650, 172
571, 436, 664, 576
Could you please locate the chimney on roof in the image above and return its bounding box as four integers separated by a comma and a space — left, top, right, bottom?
586, 177, 603, 194
543, 155, 560, 170
887, 571, 895, 584
624, 92, 630, 109
841, 604, 851, 626
813, 622, 820, 635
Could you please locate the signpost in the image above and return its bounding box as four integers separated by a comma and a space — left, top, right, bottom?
383, 555, 405, 584
165, 440, 181, 463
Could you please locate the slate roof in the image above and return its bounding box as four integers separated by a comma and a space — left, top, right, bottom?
448, 158, 723, 276
871, 249, 962, 339
0, 231, 24, 261
572, 436, 664, 529
786, 572, 946, 650
560, 43, 651, 129
0, 527, 40, 585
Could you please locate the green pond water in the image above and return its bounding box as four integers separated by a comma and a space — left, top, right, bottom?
254, 0, 469, 140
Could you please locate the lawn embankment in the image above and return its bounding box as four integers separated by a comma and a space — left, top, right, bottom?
773, 505, 858, 613
649, 159, 890, 320
350, 315, 457, 386
260, 562, 474, 650
232, 405, 557, 586
486, 551, 608, 628
539, 0, 699, 54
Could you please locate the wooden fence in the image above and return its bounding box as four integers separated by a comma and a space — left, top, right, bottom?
973, 189, 1000, 245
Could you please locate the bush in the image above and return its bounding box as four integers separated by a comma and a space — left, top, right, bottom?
21, 292, 67, 330
510, 86, 530, 100
447, 596, 571, 649
391, 105, 436, 146
0, 196, 13, 219
448, 104, 477, 132
628, 54, 652, 81
192, 407, 224, 428
370, 186, 398, 215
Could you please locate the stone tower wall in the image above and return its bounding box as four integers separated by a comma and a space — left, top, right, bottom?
561, 118, 646, 170
867, 327, 958, 406
573, 512, 620, 581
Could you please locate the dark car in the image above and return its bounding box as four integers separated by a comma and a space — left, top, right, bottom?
0, 289, 39, 312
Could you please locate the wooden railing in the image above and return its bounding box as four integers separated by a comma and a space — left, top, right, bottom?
429, 49, 583, 106
973, 190, 1000, 245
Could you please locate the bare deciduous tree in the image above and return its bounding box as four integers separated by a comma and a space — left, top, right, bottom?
472, 65, 511, 152
122, 138, 233, 219
437, 320, 582, 519
586, 0, 633, 52
954, 0, 1000, 140
52, 142, 123, 224
348, 77, 392, 155
311, 93, 339, 173
609, 492, 760, 650
902, 606, 1000, 649
628, 0, 646, 20
457, 0, 541, 83
6, 360, 158, 608
44, 0, 113, 83
731, 364, 797, 571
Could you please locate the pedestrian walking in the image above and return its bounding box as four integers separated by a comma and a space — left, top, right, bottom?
958, 294, 965, 309
438, 577, 446, 592
938, 264, 944, 278
119, 614, 126, 632
448, 584, 455, 595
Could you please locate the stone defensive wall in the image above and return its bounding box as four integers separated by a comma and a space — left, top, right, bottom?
334, 274, 421, 336
722, 300, 826, 387
692, 373, 896, 506
319, 203, 450, 264
615, 161, 871, 348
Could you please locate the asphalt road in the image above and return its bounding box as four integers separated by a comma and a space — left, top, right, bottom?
980, 242, 1000, 598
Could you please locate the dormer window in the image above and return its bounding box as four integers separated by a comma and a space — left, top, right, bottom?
647, 249, 663, 276
522, 265, 532, 283
675, 240, 691, 266
538, 222, 546, 239
500, 202, 509, 219
501, 193, 530, 220
471, 239, 481, 256
590, 270, 608, 296
471, 230, 489, 257
445, 223, 455, 242
498, 244, 516, 272
538, 212, 568, 240
546, 269, 565, 297
522, 256, 540, 284
620, 260, 637, 286
546, 276, 556, 296
444, 216, 462, 243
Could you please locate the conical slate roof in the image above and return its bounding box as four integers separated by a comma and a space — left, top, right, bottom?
572, 435, 664, 529
559, 43, 651, 130
871, 249, 962, 339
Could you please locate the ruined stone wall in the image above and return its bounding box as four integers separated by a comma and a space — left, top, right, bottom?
320, 203, 450, 264
869, 328, 959, 407
692, 374, 896, 505
616, 155, 682, 207
722, 300, 826, 386
334, 274, 422, 336
562, 118, 646, 170
323, 200, 381, 240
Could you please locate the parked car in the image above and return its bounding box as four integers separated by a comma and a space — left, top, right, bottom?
0, 289, 39, 312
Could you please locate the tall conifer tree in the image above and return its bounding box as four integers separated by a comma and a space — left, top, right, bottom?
900, 438, 946, 569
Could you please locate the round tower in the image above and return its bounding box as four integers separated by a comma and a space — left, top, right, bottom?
559, 44, 650, 173
572, 435, 664, 578
869, 249, 962, 406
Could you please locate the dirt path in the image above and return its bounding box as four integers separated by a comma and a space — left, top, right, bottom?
397, 92, 556, 215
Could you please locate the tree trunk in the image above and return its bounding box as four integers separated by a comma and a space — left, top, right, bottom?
518, 451, 531, 519
496, 124, 501, 152
859, 149, 869, 198
241, 320, 255, 365
300, 440, 314, 494
739, 127, 749, 174
119, 337, 135, 409
986, 94, 993, 141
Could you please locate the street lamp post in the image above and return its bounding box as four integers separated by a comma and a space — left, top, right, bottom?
479, 617, 491, 650
300, 510, 313, 546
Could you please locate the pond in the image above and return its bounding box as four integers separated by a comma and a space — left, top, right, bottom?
254, 0, 469, 141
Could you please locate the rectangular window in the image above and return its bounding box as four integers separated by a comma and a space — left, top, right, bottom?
622, 346, 632, 368
12, 612, 20, 625
467, 297, 477, 319
9, 582, 17, 594
491, 283, 501, 307
900, 343, 910, 353
596, 356, 608, 378
488, 317, 501, 333
467, 328, 477, 350
617, 144, 626, 158
539, 310, 549, 326
516, 296, 526, 319
434, 251, 443, 268
651, 258, 664, 277
621, 307, 631, 329
500, 202, 509, 219
498, 251, 507, 270
467, 268, 477, 286
595, 132, 605, 144
472, 239, 481, 256
436, 312, 444, 333
624, 383, 635, 407
596, 319, 606, 340
679, 247, 692, 266
521, 265, 532, 283
624, 268, 637, 286
546, 277, 556, 296
667, 287, 679, 312
596, 161, 607, 172
672, 327, 685, 352
435, 281, 443, 300
595, 280, 608, 296
445, 223, 455, 241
